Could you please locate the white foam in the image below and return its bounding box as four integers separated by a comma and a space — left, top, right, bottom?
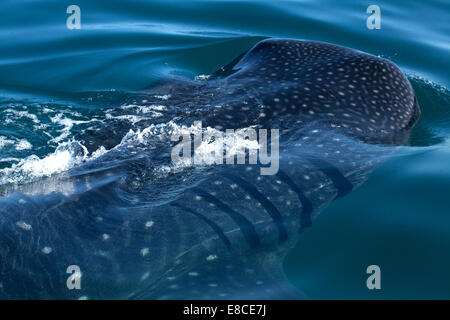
0, 157, 20, 163
105, 114, 144, 124
0, 136, 15, 150
49, 113, 92, 144
0, 140, 107, 186
0, 116, 260, 187
119, 121, 261, 173
3, 109, 39, 123
91, 146, 108, 159
154, 94, 171, 100
0, 136, 32, 151
195, 74, 211, 81
118, 104, 166, 117
15, 139, 32, 151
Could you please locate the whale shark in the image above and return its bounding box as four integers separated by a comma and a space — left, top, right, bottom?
0, 39, 419, 299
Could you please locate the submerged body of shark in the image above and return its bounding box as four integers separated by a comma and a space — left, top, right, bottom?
0, 39, 419, 299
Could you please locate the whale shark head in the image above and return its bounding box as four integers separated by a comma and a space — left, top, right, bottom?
0, 39, 419, 299
196, 39, 420, 143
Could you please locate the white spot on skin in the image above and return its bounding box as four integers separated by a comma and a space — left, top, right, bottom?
102, 234, 110, 241
145, 221, 154, 229
206, 254, 218, 261
41, 247, 52, 254
140, 248, 150, 257
16, 221, 32, 231
188, 272, 199, 277
140, 272, 150, 281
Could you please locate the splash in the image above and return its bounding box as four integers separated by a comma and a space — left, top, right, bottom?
0, 140, 106, 186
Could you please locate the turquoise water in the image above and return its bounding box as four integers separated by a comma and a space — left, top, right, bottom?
0, 0, 449, 299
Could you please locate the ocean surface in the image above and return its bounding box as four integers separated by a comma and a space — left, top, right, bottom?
0, 0, 449, 299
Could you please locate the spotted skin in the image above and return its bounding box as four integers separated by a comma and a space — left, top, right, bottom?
0, 39, 419, 299
197, 39, 420, 143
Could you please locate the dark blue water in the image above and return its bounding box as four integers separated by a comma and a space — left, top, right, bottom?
0, 0, 449, 299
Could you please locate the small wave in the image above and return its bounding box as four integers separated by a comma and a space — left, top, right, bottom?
408, 74, 449, 94
408, 75, 450, 147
